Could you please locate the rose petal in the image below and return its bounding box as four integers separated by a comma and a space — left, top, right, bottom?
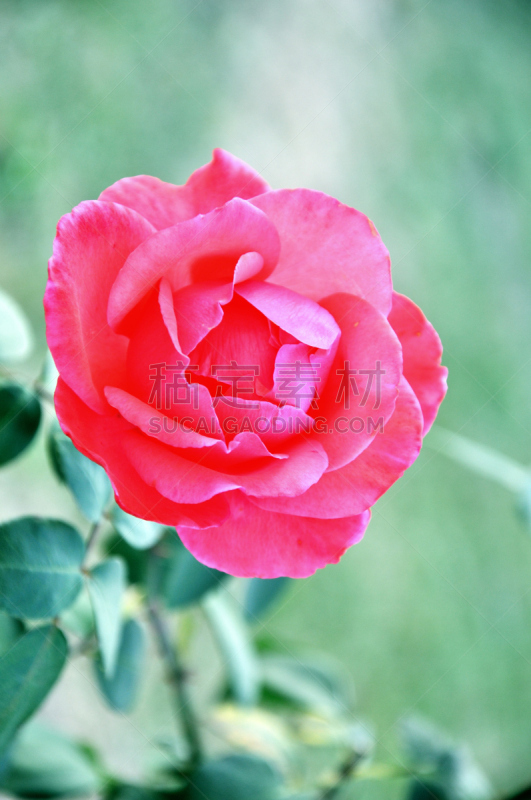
158, 277, 182, 352
172, 281, 234, 355
184, 149, 270, 214
44, 200, 155, 412
54, 378, 230, 528
104, 386, 221, 450
122, 431, 328, 503
235, 280, 340, 349
214, 395, 315, 448
99, 149, 270, 230
179, 491, 370, 578
234, 251, 265, 284
251, 377, 422, 518
105, 387, 287, 475
388, 292, 447, 434
315, 293, 402, 471
108, 198, 280, 332
170, 254, 265, 356
252, 189, 392, 315
120, 284, 225, 440
264, 337, 339, 414
124, 285, 188, 405
190, 294, 278, 395
99, 175, 192, 231
221, 432, 288, 465
268, 343, 316, 413
239, 439, 328, 498
179, 435, 286, 475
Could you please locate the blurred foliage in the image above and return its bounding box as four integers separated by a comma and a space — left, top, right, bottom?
0, 721, 101, 799
48, 422, 112, 523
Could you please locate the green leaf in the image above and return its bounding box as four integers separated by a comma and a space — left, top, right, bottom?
112, 505, 165, 550
0, 385, 41, 467
260, 654, 353, 716
244, 578, 290, 622
95, 618, 145, 712
60, 586, 95, 639
146, 533, 184, 600
401, 717, 493, 800
185, 754, 282, 800
107, 785, 183, 800
0, 626, 68, 753
163, 543, 228, 609
203, 594, 259, 706
48, 424, 112, 522
87, 558, 126, 678
284, 795, 314, 800
408, 781, 448, 799
0, 289, 33, 365
0, 611, 23, 656
0, 721, 100, 798
0, 517, 85, 619
105, 533, 150, 586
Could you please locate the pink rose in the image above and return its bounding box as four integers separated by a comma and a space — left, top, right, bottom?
44, 149, 447, 578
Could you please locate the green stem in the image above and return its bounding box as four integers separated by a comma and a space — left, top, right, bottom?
426, 425, 530, 493
318, 750, 365, 799
147, 601, 202, 770
82, 519, 103, 566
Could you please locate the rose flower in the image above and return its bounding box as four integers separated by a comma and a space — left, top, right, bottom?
44, 149, 447, 578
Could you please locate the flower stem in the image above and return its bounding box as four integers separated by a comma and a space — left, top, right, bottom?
84, 519, 102, 558
319, 749, 365, 799
426, 425, 530, 493
147, 601, 202, 770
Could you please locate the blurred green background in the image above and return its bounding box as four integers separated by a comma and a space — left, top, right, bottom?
1, 0, 531, 797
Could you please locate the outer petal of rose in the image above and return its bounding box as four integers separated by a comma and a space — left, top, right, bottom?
251, 189, 392, 316
108, 199, 280, 331
251, 377, 422, 519
184, 149, 270, 214
179, 491, 370, 578
122, 431, 328, 502
99, 149, 270, 230
99, 176, 192, 231
388, 292, 448, 434
44, 200, 155, 413
235, 280, 340, 349
316, 293, 402, 471
54, 379, 230, 529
